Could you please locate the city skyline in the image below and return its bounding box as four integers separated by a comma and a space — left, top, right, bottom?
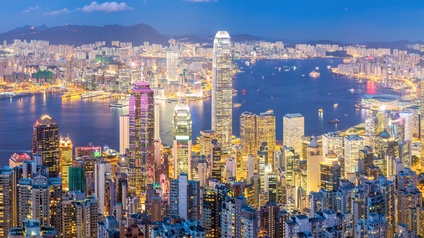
1, 1, 424, 42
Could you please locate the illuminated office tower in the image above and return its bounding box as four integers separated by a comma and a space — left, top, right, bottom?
283, 113, 304, 156
282, 146, 300, 187
32, 115, 60, 177
212, 31, 233, 154
166, 50, 179, 82
319, 160, 342, 191
211, 139, 222, 182
172, 104, 192, 179
59, 136, 73, 191
240, 111, 257, 155
322, 132, 343, 157
344, 134, 364, 175
119, 115, 129, 154
0, 167, 13, 236
257, 110, 276, 167
198, 130, 218, 158
129, 81, 155, 196
94, 160, 112, 216
306, 137, 322, 193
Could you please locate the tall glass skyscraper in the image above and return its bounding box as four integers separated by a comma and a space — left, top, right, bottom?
32, 115, 60, 177
172, 104, 192, 179
212, 31, 233, 154
129, 81, 155, 196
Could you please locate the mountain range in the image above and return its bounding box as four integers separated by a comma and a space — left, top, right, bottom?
0, 23, 422, 50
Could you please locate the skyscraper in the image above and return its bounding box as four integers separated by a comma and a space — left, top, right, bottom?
344, 134, 364, 175
172, 104, 192, 179
212, 31, 233, 154
283, 113, 304, 156
166, 50, 179, 82
420, 78, 424, 169
129, 81, 155, 196
32, 115, 60, 177
257, 110, 276, 166
59, 136, 73, 191
0, 167, 13, 236
240, 111, 257, 155
119, 115, 129, 154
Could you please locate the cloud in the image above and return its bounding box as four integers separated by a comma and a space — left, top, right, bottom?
23, 5, 40, 13
79, 1, 133, 13
43, 8, 71, 16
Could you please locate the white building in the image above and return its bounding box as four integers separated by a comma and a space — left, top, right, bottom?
344, 134, 364, 175
212, 31, 233, 153
283, 113, 304, 156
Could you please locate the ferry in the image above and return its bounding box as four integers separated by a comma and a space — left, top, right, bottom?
327, 119, 340, 124
109, 100, 129, 108
309, 71, 320, 78
234, 103, 242, 108
318, 108, 324, 114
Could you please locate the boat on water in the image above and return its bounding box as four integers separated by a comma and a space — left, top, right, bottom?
318, 108, 324, 114
278, 67, 282, 72
328, 119, 340, 124
309, 71, 320, 78
348, 88, 355, 93
301, 74, 305, 77
234, 103, 242, 108
334, 103, 338, 108
293, 66, 297, 70
327, 65, 331, 69
251, 59, 256, 64
355, 103, 370, 109
109, 99, 129, 108
233, 89, 238, 96
315, 67, 319, 70
245, 61, 250, 66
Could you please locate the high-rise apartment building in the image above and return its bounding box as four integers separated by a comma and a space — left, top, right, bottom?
32, 115, 60, 177
169, 173, 200, 220
172, 104, 192, 179
59, 136, 73, 191
129, 81, 155, 196
212, 31, 232, 153
283, 113, 304, 156
0, 167, 13, 236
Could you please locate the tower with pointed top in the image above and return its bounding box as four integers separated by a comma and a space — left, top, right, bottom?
212, 31, 233, 154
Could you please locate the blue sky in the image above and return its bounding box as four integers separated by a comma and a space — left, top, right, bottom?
2, 0, 424, 42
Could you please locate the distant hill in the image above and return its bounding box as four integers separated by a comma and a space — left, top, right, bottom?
0, 23, 169, 46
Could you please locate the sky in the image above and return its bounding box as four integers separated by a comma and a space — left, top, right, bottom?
1, 0, 424, 42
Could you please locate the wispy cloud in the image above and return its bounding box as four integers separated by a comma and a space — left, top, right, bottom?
78, 1, 133, 13
43, 8, 71, 16
22, 5, 40, 13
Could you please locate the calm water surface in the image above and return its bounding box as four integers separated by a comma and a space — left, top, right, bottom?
0, 58, 391, 165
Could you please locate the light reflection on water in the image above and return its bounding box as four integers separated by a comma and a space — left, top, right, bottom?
0, 58, 393, 165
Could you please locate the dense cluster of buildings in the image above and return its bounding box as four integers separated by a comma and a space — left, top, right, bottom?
0, 31, 424, 238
